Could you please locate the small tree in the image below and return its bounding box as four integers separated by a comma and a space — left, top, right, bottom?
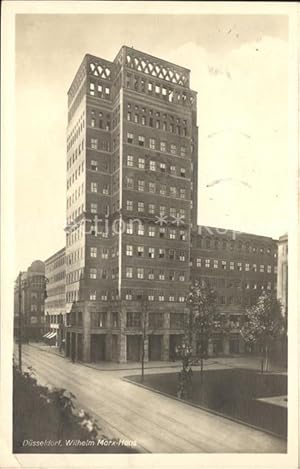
185, 281, 222, 381
241, 291, 285, 372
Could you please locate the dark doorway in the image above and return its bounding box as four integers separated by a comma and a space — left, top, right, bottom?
169, 334, 183, 361
112, 334, 119, 361
230, 338, 240, 354
91, 334, 106, 362
77, 333, 83, 361
127, 335, 141, 361
149, 335, 162, 361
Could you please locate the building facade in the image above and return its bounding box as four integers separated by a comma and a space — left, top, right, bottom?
14, 260, 46, 341
65, 46, 198, 363
277, 233, 288, 316
191, 226, 278, 354
44, 248, 66, 348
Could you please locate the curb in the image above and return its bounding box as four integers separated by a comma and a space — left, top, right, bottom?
122, 376, 287, 442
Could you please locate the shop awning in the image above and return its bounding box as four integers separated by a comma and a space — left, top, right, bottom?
44, 332, 52, 338
42, 332, 50, 338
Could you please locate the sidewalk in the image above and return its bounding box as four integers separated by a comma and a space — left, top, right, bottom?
26, 341, 287, 374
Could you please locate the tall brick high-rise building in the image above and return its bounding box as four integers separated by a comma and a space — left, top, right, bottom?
65, 46, 198, 362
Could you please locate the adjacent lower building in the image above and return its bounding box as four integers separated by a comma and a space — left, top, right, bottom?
44, 248, 66, 349
191, 226, 278, 355
14, 260, 46, 341
277, 233, 288, 316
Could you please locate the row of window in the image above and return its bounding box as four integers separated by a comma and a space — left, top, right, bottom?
89, 81, 111, 98
125, 177, 187, 197
125, 72, 195, 106
67, 163, 84, 190
194, 235, 277, 256
195, 257, 277, 273
67, 112, 85, 151
126, 133, 188, 157
89, 244, 187, 259
67, 183, 85, 209
127, 109, 188, 137
125, 266, 187, 281
67, 140, 85, 171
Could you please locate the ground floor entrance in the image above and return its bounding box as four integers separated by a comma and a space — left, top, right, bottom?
91, 334, 106, 362
127, 335, 141, 361
148, 335, 162, 361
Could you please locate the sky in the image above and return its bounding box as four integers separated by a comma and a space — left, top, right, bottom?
15, 13, 289, 272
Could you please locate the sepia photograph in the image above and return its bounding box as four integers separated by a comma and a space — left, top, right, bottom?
1, 1, 298, 468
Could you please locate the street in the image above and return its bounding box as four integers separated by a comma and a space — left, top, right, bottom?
17, 345, 287, 453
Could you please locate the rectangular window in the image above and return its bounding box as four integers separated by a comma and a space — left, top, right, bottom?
138, 136, 145, 146
221, 260, 227, 270
149, 138, 156, 150
148, 203, 155, 214
170, 165, 176, 175
230, 261, 234, 270
148, 225, 155, 237
213, 260, 218, 269
179, 230, 186, 241
149, 160, 156, 171
137, 246, 144, 257
89, 268, 97, 279
160, 184, 166, 195
205, 259, 210, 268
267, 265, 272, 273
179, 188, 186, 199
180, 168, 186, 177
245, 263, 250, 271
138, 180, 145, 192
158, 293, 165, 302
149, 182, 156, 193
126, 223, 133, 234
138, 157, 145, 169
141, 116, 146, 125
159, 227, 166, 238
134, 114, 139, 124
89, 291, 96, 301
179, 251, 185, 261
169, 229, 176, 240
160, 141, 166, 152
170, 187, 177, 197
267, 281, 272, 290
127, 112, 131, 121
156, 248, 164, 259
126, 177, 134, 190
126, 245, 133, 256
159, 205, 166, 216
127, 155, 134, 166
127, 313, 141, 328
89, 83, 95, 95
126, 267, 133, 278
160, 163, 166, 172
91, 138, 98, 149
102, 248, 108, 259
170, 207, 176, 217
138, 201, 144, 212
126, 200, 133, 211
260, 264, 265, 273
170, 144, 177, 154
91, 203, 97, 214
90, 247, 97, 258
180, 146, 186, 157
148, 248, 155, 259
125, 290, 132, 300
127, 133, 133, 144
237, 262, 243, 271
138, 224, 144, 236
253, 264, 257, 272
148, 269, 154, 280
137, 268, 144, 279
